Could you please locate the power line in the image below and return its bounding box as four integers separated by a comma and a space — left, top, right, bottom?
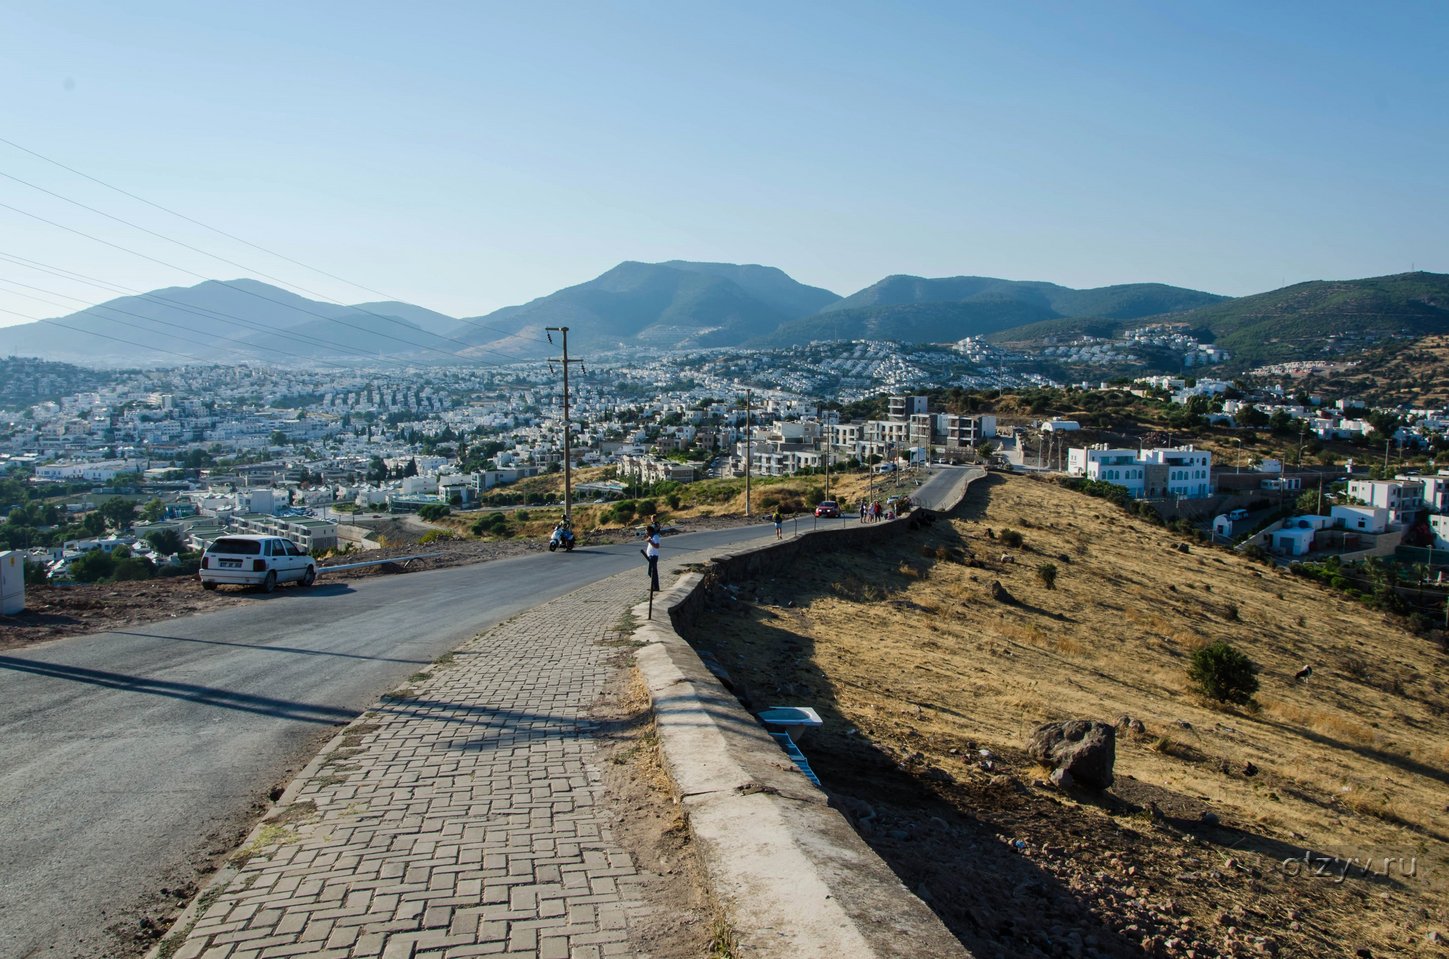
0, 276, 371, 367
0, 306, 212, 365
0, 133, 401, 301
0, 135, 548, 350
0, 167, 507, 355
0, 198, 506, 362
0, 251, 410, 362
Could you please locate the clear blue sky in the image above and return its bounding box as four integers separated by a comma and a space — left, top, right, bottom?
1, 1, 1446, 328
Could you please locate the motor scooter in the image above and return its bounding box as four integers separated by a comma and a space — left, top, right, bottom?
548, 522, 576, 552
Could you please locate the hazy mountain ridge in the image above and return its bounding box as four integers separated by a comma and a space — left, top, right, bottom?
757, 275, 1226, 349
2, 264, 1446, 374
820, 274, 1225, 318
0, 279, 444, 365
448, 260, 831, 354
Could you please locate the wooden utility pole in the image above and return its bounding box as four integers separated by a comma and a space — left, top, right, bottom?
545, 326, 584, 521
823, 405, 832, 501
744, 389, 753, 518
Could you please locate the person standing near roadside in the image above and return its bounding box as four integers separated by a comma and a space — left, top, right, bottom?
772, 507, 784, 539
644, 517, 662, 592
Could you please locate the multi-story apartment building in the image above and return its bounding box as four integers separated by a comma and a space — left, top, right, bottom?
936, 413, 997, 450
1067, 446, 1213, 499
1347, 478, 1424, 524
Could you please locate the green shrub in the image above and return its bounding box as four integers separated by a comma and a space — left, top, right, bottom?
23, 559, 49, 585
470, 512, 509, 537
145, 529, 185, 556
1188, 640, 1260, 705
68, 550, 116, 583
1000, 529, 1024, 549
417, 503, 451, 521
111, 556, 154, 581
1036, 562, 1058, 589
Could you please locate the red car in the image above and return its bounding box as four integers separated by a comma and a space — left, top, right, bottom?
814, 500, 841, 518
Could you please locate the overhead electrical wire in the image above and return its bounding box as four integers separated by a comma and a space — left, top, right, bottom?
0, 167, 495, 355
0, 276, 375, 368
0, 198, 518, 363
0, 135, 549, 351
0, 251, 434, 363
1, 306, 212, 365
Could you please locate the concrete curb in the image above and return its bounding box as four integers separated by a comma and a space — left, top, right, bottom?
629, 472, 982, 958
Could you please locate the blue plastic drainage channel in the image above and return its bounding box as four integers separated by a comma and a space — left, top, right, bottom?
759, 706, 824, 785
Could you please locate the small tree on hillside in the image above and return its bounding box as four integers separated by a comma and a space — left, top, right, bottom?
1036, 562, 1058, 590
146, 529, 185, 556
1188, 640, 1259, 706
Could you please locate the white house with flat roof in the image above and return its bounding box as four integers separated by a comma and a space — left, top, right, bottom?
1067, 445, 1213, 499
1347, 478, 1423, 524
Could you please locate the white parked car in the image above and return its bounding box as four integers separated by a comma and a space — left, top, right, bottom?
199, 535, 317, 592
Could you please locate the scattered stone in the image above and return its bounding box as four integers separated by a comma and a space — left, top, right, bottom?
1242, 761, 1258, 777
1027, 719, 1116, 791
1201, 811, 1220, 827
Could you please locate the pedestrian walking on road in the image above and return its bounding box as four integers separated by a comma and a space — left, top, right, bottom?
644, 518, 662, 592
772, 507, 784, 539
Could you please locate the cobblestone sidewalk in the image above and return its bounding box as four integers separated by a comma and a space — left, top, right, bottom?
162, 571, 658, 959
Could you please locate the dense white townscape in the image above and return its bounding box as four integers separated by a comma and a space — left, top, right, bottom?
6, 331, 1449, 586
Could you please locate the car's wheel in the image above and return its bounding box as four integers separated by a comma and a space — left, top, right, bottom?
261, 570, 277, 593
299, 566, 316, 587
201, 581, 217, 591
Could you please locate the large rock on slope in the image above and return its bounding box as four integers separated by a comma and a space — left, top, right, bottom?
1027, 719, 1116, 791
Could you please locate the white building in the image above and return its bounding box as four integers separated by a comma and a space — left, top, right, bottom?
1331, 504, 1391, 535
1347, 478, 1423, 524
1067, 446, 1213, 500
1271, 515, 1332, 556
34, 458, 147, 482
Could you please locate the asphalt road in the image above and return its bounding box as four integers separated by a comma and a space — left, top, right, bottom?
0, 522, 778, 959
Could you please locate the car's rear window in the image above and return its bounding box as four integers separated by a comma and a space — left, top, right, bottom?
210, 538, 262, 555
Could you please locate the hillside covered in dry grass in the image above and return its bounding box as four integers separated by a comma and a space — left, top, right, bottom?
685, 472, 1447, 959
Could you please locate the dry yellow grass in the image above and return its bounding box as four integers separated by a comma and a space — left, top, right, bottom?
689, 472, 1448, 957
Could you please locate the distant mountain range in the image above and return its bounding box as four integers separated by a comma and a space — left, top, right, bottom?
1, 261, 1446, 373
